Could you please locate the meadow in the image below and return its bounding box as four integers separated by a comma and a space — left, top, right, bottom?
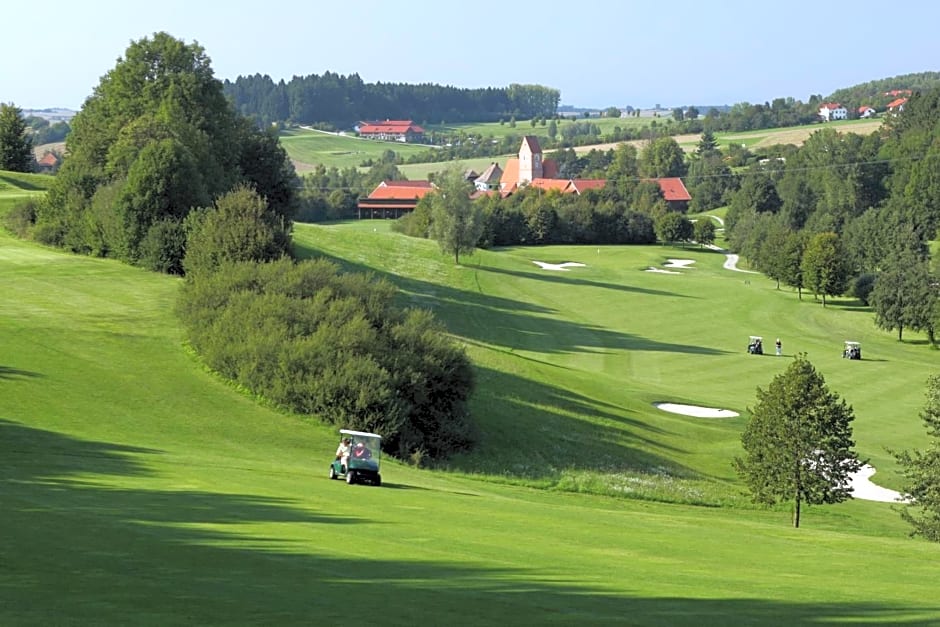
284, 118, 884, 180
3, 170, 940, 624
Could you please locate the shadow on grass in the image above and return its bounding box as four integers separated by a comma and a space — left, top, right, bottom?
3, 421, 937, 625
474, 264, 692, 298
0, 365, 43, 380
297, 248, 724, 358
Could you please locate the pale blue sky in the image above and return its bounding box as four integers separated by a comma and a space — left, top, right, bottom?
3, 0, 937, 111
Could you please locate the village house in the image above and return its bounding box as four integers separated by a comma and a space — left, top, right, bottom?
35, 151, 61, 173
858, 105, 876, 119
887, 97, 908, 113
357, 120, 425, 142
818, 102, 847, 121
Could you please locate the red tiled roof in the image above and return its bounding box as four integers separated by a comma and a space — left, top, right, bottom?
359, 120, 425, 134
858, 105, 874, 113
500, 158, 520, 190
529, 178, 570, 191
654, 177, 691, 202
37, 152, 59, 166
818, 102, 843, 110
367, 181, 435, 200
887, 97, 908, 109
567, 179, 607, 194
542, 159, 558, 179
380, 180, 433, 188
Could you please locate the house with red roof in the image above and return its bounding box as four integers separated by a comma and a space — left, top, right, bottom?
499, 136, 559, 192
35, 151, 61, 173
357, 120, 425, 142
650, 177, 691, 211
818, 103, 847, 121
887, 97, 908, 112
356, 180, 436, 218
858, 105, 876, 119
565, 179, 607, 195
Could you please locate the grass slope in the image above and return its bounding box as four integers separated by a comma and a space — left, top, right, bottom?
3, 222, 940, 625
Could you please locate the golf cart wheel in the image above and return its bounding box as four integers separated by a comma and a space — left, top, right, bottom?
329, 465, 337, 480
346, 470, 356, 485
374, 474, 381, 487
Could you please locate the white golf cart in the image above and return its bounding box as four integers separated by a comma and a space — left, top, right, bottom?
330, 429, 382, 486
843, 341, 862, 360
747, 335, 764, 355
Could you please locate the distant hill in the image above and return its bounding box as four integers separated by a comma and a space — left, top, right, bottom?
827, 71, 940, 108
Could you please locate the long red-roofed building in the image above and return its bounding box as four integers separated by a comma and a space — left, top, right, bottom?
357, 120, 425, 142
357, 180, 436, 218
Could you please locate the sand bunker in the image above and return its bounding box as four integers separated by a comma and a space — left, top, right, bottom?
664, 259, 695, 268
850, 464, 908, 503
654, 402, 739, 418
532, 261, 586, 271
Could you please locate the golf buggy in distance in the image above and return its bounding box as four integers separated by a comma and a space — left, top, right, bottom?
330, 429, 382, 486
747, 336, 764, 355
843, 341, 862, 360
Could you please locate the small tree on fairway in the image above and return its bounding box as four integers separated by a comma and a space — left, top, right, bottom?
801, 232, 849, 306
692, 217, 715, 247
734, 353, 861, 528
429, 166, 484, 264
894, 374, 940, 542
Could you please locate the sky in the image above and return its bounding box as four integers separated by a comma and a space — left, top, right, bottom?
3, 0, 938, 112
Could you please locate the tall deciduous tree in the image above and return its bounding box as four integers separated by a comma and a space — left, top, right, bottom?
639, 136, 686, 178
734, 354, 861, 528
801, 232, 850, 306
428, 166, 484, 264
894, 374, 940, 542
0, 103, 33, 172
872, 246, 935, 341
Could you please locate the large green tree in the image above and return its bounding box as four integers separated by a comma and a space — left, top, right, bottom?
801, 232, 850, 306
429, 166, 484, 264
734, 354, 861, 528
0, 103, 33, 172
872, 246, 936, 341
33, 32, 295, 270
639, 136, 686, 178
894, 374, 940, 542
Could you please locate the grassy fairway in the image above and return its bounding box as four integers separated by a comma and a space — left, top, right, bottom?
280, 128, 434, 170
3, 220, 940, 625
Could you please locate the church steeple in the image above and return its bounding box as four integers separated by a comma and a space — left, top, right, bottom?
518, 135, 543, 184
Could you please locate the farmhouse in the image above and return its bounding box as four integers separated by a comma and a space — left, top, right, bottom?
35, 151, 61, 173
887, 97, 908, 113
818, 102, 847, 121
474, 162, 503, 191
357, 120, 425, 142
357, 180, 436, 218
858, 105, 876, 118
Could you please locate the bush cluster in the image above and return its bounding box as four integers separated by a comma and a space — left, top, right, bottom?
177, 257, 477, 459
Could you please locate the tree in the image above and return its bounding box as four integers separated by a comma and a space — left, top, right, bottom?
801, 232, 850, 306
696, 129, 719, 156
654, 211, 692, 245
183, 185, 292, 277
872, 246, 936, 341
779, 230, 808, 299
734, 354, 861, 528
547, 119, 557, 140
639, 136, 686, 178
692, 217, 715, 247
428, 166, 484, 264
894, 374, 940, 542
0, 103, 34, 172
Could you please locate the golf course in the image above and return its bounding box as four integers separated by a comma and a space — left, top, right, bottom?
3, 156, 940, 625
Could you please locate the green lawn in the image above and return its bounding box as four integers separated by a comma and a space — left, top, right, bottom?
3, 218, 940, 625
280, 128, 435, 170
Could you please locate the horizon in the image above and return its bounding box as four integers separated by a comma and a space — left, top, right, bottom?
3, 0, 938, 112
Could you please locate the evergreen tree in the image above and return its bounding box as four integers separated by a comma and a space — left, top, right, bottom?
0, 103, 34, 172
734, 354, 861, 528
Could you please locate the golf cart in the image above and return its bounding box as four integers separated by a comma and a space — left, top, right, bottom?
843, 341, 862, 360
747, 336, 764, 355
330, 429, 382, 486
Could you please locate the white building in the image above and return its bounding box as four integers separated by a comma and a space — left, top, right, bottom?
818, 102, 847, 121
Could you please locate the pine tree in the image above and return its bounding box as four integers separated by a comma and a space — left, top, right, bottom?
894, 374, 940, 541
0, 103, 34, 172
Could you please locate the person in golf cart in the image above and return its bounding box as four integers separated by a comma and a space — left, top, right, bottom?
335, 437, 351, 471
352, 441, 372, 461
747, 336, 763, 355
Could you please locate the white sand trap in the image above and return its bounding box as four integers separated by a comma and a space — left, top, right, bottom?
645, 267, 680, 274
850, 464, 909, 503
664, 259, 695, 268
532, 261, 586, 271
654, 402, 739, 418
723, 254, 758, 274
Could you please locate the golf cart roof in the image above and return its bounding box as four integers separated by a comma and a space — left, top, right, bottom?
749, 336, 762, 340
845, 341, 861, 347
340, 429, 382, 439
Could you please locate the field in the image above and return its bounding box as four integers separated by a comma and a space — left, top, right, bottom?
284, 119, 884, 179
3, 189, 940, 625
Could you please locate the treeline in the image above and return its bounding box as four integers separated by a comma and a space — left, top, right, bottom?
724, 88, 940, 342
223, 72, 560, 127
829, 71, 940, 110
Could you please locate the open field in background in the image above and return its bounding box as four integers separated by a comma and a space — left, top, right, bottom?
3, 218, 940, 624
283, 119, 885, 175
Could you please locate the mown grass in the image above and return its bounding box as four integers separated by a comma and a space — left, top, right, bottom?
280, 128, 434, 170
3, 218, 940, 625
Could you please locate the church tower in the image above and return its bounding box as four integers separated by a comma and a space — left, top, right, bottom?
518, 135, 543, 184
